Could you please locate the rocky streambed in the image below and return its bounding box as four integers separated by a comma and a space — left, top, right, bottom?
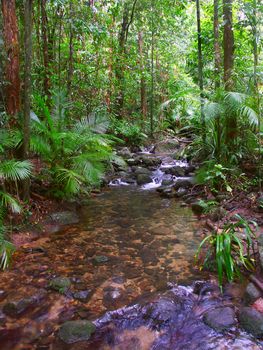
0, 140, 263, 349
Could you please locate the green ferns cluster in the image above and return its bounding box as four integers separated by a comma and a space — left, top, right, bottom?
30, 93, 114, 197
0, 130, 32, 269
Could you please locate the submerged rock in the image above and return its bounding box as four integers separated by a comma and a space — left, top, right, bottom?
59, 320, 96, 344
239, 307, 263, 338
50, 211, 79, 225
203, 307, 236, 332
50, 277, 71, 293
93, 255, 109, 264
73, 290, 92, 302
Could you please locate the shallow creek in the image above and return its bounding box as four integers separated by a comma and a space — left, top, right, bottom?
0, 187, 262, 349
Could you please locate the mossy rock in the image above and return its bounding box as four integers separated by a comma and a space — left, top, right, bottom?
59, 320, 96, 344
50, 277, 71, 293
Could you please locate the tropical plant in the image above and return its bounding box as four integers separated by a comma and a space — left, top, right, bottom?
30, 92, 115, 197
111, 119, 147, 146
196, 214, 257, 290
196, 161, 233, 194
0, 129, 32, 269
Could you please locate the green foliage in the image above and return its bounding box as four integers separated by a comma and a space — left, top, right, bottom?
31, 91, 114, 197
111, 119, 147, 146
196, 214, 257, 289
196, 162, 233, 194
0, 130, 32, 270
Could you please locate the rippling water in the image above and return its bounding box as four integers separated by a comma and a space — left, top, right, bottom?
0, 187, 261, 349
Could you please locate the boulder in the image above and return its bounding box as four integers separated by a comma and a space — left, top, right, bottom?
117, 147, 133, 159
165, 166, 185, 177
161, 179, 174, 186
173, 177, 194, 190
239, 307, 263, 338
59, 320, 96, 344
134, 167, 151, 175
136, 174, 152, 185
203, 307, 236, 332
244, 283, 262, 304
50, 277, 71, 293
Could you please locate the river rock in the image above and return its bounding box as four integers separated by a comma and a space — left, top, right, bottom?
155, 138, 180, 153
50, 277, 71, 293
157, 186, 174, 198
165, 166, 185, 177
117, 147, 133, 159
140, 156, 161, 168
134, 167, 151, 175
257, 234, 263, 270
59, 320, 96, 344
93, 255, 109, 264
239, 307, 263, 338
245, 283, 262, 304
191, 201, 205, 215
136, 174, 152, 185
203, 307, 236, 332
173, 177, 194, 190
0, 311, 6, 325
3, 298, 35, 317
175, 187, 188, 198
73, 290, 92, 301
50, 211, 79, 225
161, 179, 174, 186
208, 207, 227, 222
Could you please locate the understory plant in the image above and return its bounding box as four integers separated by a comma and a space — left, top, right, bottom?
31, 92, 115, 197
0, 129, 32, 269
196, 214, 257, 290
187, 90, 259, 163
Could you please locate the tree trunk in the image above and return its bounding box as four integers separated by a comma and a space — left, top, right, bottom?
214, 0, 221, 89
138, 31, 147, 121
22, 0, 33, 200
115, 0, 138, 118
223, 0, 234, 90
67, 1, 74, 100
1, 0, 20, 119
150, 0, 155, 137
196, 0, 205, 143
41, 0, 50, 99
223, 0, 236, 147
214, 0, 221, 159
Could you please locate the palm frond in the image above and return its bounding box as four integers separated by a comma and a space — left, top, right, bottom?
0, 160, 32, 181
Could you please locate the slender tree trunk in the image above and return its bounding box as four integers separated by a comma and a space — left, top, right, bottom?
1, 0, 20, 119
138, 31, 147, 121
223, 0, 236, 147
150, 1, 154, 137
196, 0, 205, 143
67, 1, 74, 99
115, 3, 129, 117
22, 0, 33, 200
214, 0, 221, 88
223, 0, 234, 90
41, 0, 50, 99
214, 0, 221, 159
115, 0, 138, 118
